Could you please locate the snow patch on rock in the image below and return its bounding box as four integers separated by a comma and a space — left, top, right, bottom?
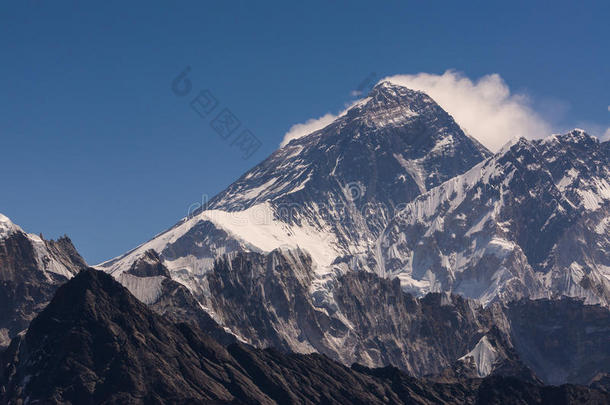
459, 336, 498, 377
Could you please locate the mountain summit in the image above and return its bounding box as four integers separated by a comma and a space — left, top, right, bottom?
99, 82, 490, 285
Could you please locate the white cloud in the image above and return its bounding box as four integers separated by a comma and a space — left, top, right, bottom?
280, 113, 337, 147
382, 71, 552, 152
279, 70, 604, 151
280, 98, 366, 147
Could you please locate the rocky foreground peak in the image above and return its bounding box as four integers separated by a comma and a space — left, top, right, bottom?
0, 214, 87, 347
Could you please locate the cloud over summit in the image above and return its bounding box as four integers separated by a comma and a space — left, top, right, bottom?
382, 71, 552, 151
280, 71, 557, 151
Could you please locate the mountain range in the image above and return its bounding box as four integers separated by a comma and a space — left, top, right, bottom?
1, 81, 609, 403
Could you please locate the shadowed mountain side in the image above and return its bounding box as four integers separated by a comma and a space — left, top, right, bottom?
2, 268, 608, 404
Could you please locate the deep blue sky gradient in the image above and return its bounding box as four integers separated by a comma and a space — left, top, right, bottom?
1, 1, 608, 263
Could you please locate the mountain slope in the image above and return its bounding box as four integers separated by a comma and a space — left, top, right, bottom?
98, 82, 490, 289
0, 215, 234, 348
2, 268, 608, 404
2, 215, 605, 387
507, 298, 610, 385
380, 130, 610, 306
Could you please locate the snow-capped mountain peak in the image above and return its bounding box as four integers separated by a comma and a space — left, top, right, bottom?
0, 213, 86, 279
98, 83, 490, 288
380, 130, 610, 306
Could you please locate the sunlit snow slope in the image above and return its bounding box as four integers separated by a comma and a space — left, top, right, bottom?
98, 82, 490, 295
380, 130, 610, 306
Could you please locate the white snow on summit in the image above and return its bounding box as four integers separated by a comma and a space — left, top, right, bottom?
0, 213, 22, 239
0, 213, 82, 279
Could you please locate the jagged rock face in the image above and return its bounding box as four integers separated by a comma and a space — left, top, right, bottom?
535, 132, 610, 305
0, 214, 86, 348
590, 373, 610, 393
202, 249, 501, 376
331, 273, 500, 376
0, 215, 230, 349
2, 268, 608, 405
0, 215, 85, 280
148, 277, 237, 345
380, 131, 610, 306
203, 249, 333, 353
200, 249, 610, 384
98, 82, 490, 282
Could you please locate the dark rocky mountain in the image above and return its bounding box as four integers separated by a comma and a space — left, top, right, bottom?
506, 298, 610, 385
2, 268, 608, 404
436, 326, 540, 383
197, 248, 610, 384
113, 249, 237, 345
0, 214, 86, 348
589, 373, 610, 393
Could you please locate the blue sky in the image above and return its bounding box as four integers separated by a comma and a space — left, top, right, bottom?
1, 1, 608, 264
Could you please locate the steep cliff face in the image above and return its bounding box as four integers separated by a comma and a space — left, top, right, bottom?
330, 273, 500, 376
200, 249, 500, 376
116, 249, 236, 345
444, 328, 539, 383
199, 249, 610, 383
0, 214, 86, 347
3, 269, 607, 405
202, 248, 330, 353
